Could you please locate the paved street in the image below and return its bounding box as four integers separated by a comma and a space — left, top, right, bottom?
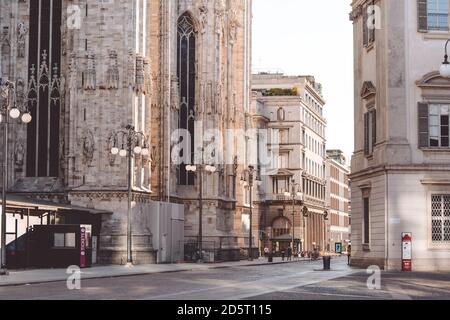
0, 257, 448, 300
250, 269, 450, 300
0, 258, 356, 300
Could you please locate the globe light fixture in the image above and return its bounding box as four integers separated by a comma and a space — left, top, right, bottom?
119, 149, 128, 157
21, 112, 32, 124
141, 148, 150, 156
440, 39, 450, 78
133, 146, 142, 155
9, 107, 20, 119
111, 147, 119, 155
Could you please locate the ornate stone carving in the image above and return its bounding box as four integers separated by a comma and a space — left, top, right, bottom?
198, 2, 208, 34
80, 129, 95, 165
127, 49, 136, 88
69, 53, 77, 90
228, 9, 240, 44
106, 50, 119, 89
135, 55, 145, 94
215, 0, 226, 37
171, 76, 180, 110
107, 132, 118, 166
15, 78, 25, 108
350, 5, 363, 21
1, 26, 10, 54
84, 53, 96, 90
17, 22, 27, 58
14, 142, 25, 168
144, 58, 153, 95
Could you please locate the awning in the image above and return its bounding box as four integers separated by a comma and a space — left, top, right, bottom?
0, 194, 113, 215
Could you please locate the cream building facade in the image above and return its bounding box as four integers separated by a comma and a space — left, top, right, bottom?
350, 0, 450, 271
251, 73, 328, 254
0, 0, 252, 266
325, 150, 351, 253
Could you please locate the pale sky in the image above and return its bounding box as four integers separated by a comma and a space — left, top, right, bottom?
252, 0, 355, 161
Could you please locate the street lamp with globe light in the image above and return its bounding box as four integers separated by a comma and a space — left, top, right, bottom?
284, 179, 305, 255
1, 78, 33, 275
186, 162, 217, 262
110, 125, 150, 266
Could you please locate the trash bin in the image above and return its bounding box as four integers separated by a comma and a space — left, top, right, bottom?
323, 256, 331, 270
268, 253, 273, 263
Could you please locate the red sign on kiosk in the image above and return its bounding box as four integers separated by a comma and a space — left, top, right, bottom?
402, 233, 412, 272
80, 227, 86, 268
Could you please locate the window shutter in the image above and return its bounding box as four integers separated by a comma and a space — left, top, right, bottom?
418, 0, 428, 32
369, 1, 376, 43
418, 103, 429, 148
372, 109, 377, 149
363, 8, 368, 46
364, 112, 369, 155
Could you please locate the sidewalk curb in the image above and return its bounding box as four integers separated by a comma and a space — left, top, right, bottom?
0, 259, 312, 288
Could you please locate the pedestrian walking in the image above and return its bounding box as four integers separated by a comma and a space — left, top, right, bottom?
287, 247, 292, 261
264, 247, 269, 257
347, 245, 352, 265
281, 249, 285, 261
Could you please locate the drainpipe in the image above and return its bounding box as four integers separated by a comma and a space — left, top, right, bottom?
385, 169, 389, 270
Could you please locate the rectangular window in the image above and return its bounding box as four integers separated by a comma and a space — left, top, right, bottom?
273, 177, 288, 195
279, 129, 289, 144
278, 153, 289, 169
243, 186, 251, 207
428, 0, 449, 31
363, 2, 376, 46
363, 198, 370, 244
54, 232, 76, 248
364, 109, 377, 156
431, 195, 450, 243
429, 104, 450, 147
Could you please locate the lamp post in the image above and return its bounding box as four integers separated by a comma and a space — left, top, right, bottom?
284, 180, 304, 255
323, 209, 329, 252
302, 205, 309, 253
241, 165, 257, 261
186, 163, 217, 262
110, 125, 149, 266
440, 39, 450, 78
1, 78, 32, 275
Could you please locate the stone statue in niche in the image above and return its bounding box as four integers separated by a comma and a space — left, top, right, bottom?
229, 9, 239, 44
106, 50, 119, 90
107, 133, 117, 166
84, 53, 96, 90
171, 76, 180, 110
14, 143, 25, 168
198, 2, 208, 34
81, 130, 95, 165
15, 78, 25, 108
1, 26, 10, 54
215, 0, 226, 37
17, 22, 27, 58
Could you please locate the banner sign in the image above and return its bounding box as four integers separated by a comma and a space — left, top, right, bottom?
402, 233, 412, 272
80, 227, 86, 268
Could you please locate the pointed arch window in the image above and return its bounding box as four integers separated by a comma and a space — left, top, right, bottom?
177, 14, 196, 186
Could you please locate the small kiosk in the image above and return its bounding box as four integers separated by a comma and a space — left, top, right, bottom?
1, 195, 111, 269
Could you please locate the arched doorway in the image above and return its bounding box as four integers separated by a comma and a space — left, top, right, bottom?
270, 217, 295, 255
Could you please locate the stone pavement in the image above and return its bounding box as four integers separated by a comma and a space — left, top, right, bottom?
0, 257, 312, 287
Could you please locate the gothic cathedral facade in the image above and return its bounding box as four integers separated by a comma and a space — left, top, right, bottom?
0, 0, 252, 264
